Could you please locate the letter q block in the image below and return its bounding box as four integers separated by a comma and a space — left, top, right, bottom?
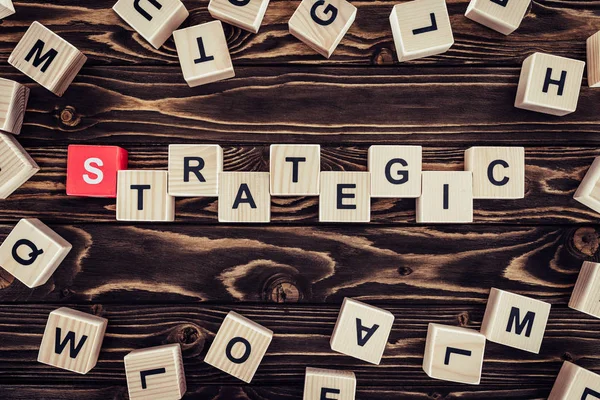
574, 157, 600, 215
548, 361, 600, 400
303, 367, 356, 400
168, 144, 223, 197
0, 78, 29, 135
117, 170, 175, 222
66, 145, 128, 198
569, 261, 600, 319
465, 146, 525, 199
465, 0, 530, 35
209, 0, 271, 33
368, 145, 422, 198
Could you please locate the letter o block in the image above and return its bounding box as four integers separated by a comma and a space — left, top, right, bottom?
303, 367, 356, 400
66, 145, 128, 198
548, 361, 600, 400
465, 146, 525, 199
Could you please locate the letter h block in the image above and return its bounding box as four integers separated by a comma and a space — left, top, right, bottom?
303, 367, 356, 400
117, 170, 175, 222
319, 172, 370, 223
548, 361, 600, 400
209, 0, 271, 33
465, 0, 530, 35
465, 146, 525, 199
168, 144, 223, 197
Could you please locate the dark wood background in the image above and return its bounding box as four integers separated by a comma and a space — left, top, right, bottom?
1, 0, 600, 399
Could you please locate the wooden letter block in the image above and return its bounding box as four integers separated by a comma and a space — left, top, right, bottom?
416, 171, 472, 223
208, 0, 270, 33
66, 145, 128, 198
465, 0, 530, 35
0, 218, 71, 288
0, 132, 39, 198
0, 78, 29, 135
481, 288, 551, 354
218, 172, 270, 223
0, 0, 15, 19
38, 307, 107, 374
288, 0, 357, 59
303, 367, 356, 400
389, 0, 454, 62
465, 146, 525, 199
574, 156, 600, 215
204, 311, 273, 383
125, 343, 187, 400
368, 145, 422, 198
569, 261, 600, 319
117, 170, 175, 222
515, 52, 585, 116
270, 144, 320, 196
168, 144, 223, 197
319, 172, 370, 223
330, 298, 395, 365
422, 323, 486, 384
548, 361, 600, 400
8, 22, 87, 97
588, 31, 600, 88
113, 0, 188, 49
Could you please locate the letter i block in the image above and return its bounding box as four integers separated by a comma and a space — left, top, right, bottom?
465, 0, 530, 35
569, 261, 600, 319
465, 147, 525, 199
209, 0, 271, 33
587, 31, 600, 88
38, 307, 107, 374
575, 157, 600, 215
0, 78, 29, 135
0, 218, 71, 288
0, 132, 39, 199
270, 144, 320, 196
168, 144, 223, 197
204, 311, 273, 383
125, 344, 187, 400
116, 170, 175, 222
481, 288, 551, 354
416, 171, 473, 223
218, 172, 271, 223
368, 145, 422, 198
289, 0, 357, 58
8, 22, 87, 97
66, 145, 128, 198
319, 172, 370, 223
0, 0, 15, 19
548, 361, 600, 400
303, 367, 356, 400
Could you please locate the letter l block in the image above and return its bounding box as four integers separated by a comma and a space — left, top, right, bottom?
303, 367, 356, 400
548, 361, 600, 400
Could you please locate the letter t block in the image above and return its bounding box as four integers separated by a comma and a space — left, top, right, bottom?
116, 170, 175, 222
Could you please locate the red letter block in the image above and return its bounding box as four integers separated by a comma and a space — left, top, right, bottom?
66, 145, 128, 197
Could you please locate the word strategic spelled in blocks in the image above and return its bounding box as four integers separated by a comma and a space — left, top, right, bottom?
38, 307, 107, 374
587, 31, 600, 87
569, 261, 600, 319
0, 218, 71, 288
368, 145, 422, 198
0, 132, 39, 199
9, 22, 87, 97
319, 172, 370, 223
168, 144, 223, 197
548, 361, 600, 400
0, 78, 29, 135
209, 0, 270, 33
124, 343, 187, 400
465, 0, 530, 35
481, 288, 551, 354
574, 156, 600, 215
0, 0, 15, 19
416, 171, 473, 223
218, 172, 271, 223
117, 170, 175, 222
204, 311, 273, 383
423, 323, 486, 385
270, 144, 320, 196
303, 367, 356, 400
66, 145, 128, 198
465, 146, 525, 199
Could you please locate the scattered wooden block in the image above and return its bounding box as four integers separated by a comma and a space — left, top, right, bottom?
319, 172, 370, 223
569, 261, 600, 319
481, 288, 551, 354
548, 361, 600, 400
208, 0, 270, 33
0, 132, 38, 199
0, 78, 29, 135
465, 0, 530, 35
218, 172, 271, 223
173, 21, 235, 87
422, 323, 486, 384
574, 156, 600, 215
389, 0, 454, 62
289, 0, 357, 58
515, 52, 585, 116
368, 145, 422, 198
124, 343, 187, 400
0, 0, 15, 20
8, 22, 87, 97
204, 311, 273, 383
588, 31, 600, 88
416, 171, 473, 223
116, 170, 175, 222
465, 146, 525, 199
270, 144, 320, 196
37, 307, 107, 374
66, 145, 128, 198
113, 0, 188, 49
330, 298, 395, 365
303, 367, 356, 400
168, 144, 223, 197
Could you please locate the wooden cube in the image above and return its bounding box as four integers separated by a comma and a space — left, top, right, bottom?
303, 367, 356, 400
204, 311, 273, 383
66, 145, 128, 198
416, 171, 473, 223
319, 172, 370, 223
588, 31, 600, 88
389, 0, 454, 62
37, 307, 107, 374
330, 298, 395, 365
8, 22, 87, 97
113, 0, 188, 49
481, 288, 551, 354
168, 144, 223, 197
465, 146, 525, 199
288, 0, 357, 59
0, 218, 71, 288
0, 132, 39, 199
270, 144, 320, 196
465, 0, 530, 35
0, 78, 29, 135
208, 0, 270, 33
173, 21, 235, 87
422, 323, 486, 385
569, 261, 600, 319
125, 343, 187, 400
574, 156, 600, 215
0, 0, 15, 19
116, 170, 175, 222
548, 361, 600, 400
515, 52, 585, 116
368, 145, 422, 198
218, 172, 270, 223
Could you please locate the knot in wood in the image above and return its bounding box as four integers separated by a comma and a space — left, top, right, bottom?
0, 268, 15, 289
397, 266, 413, 276
91, 304, 105, 317
167, 323, 205, 356
457, 311, 470, 327
59, 106, 81, 127
572, 227, 600, 257
263, 274, 303, 303
561, 352, 575, 362
372, 48, 394, 65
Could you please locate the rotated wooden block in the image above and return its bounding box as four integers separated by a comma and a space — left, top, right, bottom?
465, 0, 530, 35
116, 170, 175, 222
330, 298, 395, 365
289, 0, 357, 58
574, 156, 600, 215
0, 0, 15, 20
168, 144, 223, 197
515, 52, 585, 116
37, 307, 107, 374
569, 261, 600, 319
8, 22, 87, 97
416, 171, 473, 223
588, 31, 600, 88
209, 0, 270, 33
319, 172, 370, 223
389, 0, 454, 62
270, 144, 320, 196
0, 78, 29, 135
303, 367, 356, 400
66, 145, 128, 198
422, 323, 486, 384
481, 288, 551, 354
218, 172, 270, 223
465, 146, 525, 199
548, 361, 600, 400
125, 343, 187, 400
368, 145, 422, 198
204, 311, 273, 383
0, 132, 38, 199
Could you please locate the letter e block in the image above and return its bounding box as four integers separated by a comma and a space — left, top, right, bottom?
574, 157, 600, 215
0, 0, 15, 19
218, 172, 270, 223
0, 132, 39, 199
569, 261, 600, 319
0, 78, 29, 135
368, 145, 422, 198
548, 361, 600, 400
587, 31, 600, 88
319, 172, 370, 223
465, 0, 530, 35
416, 171, 473, 223
209, 0, 271, 33
168, 144, 223, 197
66, 145, 128, 198
465, 146, 525, 199
117, 170, 175, 222
270, 144, 320, 196
303, 367, 356, 400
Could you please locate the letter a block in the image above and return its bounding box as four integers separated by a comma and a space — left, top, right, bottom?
465, 146, 525, 199
481, 288, 551, 354
575, 157, 600, 215
0, 78, 29, 135
209, 0, 271, 33
38, 307, 107, 374
9, 22, 87, 97
422, 323, 486, 384
569, 261, 600, 319
289, 0, 357, 58
270, 144, 320, 196
204, 311, 273, 383
117, 170, 175, 222
0, 218, 71, 288
218, 172, 271, 223
319, 172, 370, 223
416, 171, 473, 223
168, 144, 223, 197
587, 31, 600, 88
330, 298, 395, 365
368, 145, 422, 198
66, 145, 128, 198
465, 0, 530, 35
303, 367, 356, 400
548, 361, 600, 400
125, 343, 187, 400
0, 0, 15, 19
0, 132, 39, 199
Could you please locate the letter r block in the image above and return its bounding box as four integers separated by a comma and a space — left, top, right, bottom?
319, 172, 370, 223
209, 0, 271, 33
168, 144, 223, 197
116, 170, 175, 222
574, 157, 600, 216
270, 144, 320, 196
218, 172, 271, 223
548, 361, 600, 400
465, 147, 525, 199
66, 145, 128, 198
368, 145, 422, 198
303, 367, 356, 400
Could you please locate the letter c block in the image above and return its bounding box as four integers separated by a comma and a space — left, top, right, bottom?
66, 145, 128, 198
